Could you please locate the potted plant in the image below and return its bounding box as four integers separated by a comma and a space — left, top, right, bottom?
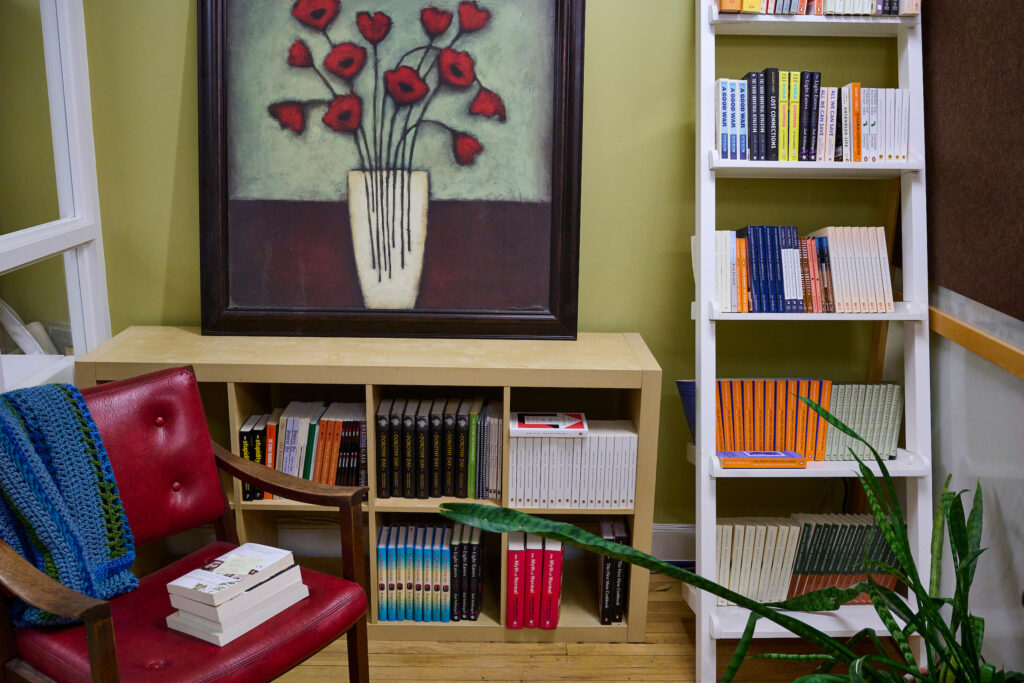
441, 399, 1024, 682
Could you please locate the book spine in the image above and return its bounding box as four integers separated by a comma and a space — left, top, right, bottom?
443, 412, 456, 496
429, 414, 443, 497
717, 79, 729, 157
788, 71, 800, 161
390, 411, 403, 497
809, 73, 822, 160
799, 235, 812, 312
507, 547, 524, 629
467, 411, 479, 499
252, 427, 266, 500
240, 427, 253, 501
525, 547, 542, 628
455, 413, 469, 498
764, 69, 779, 161
600, 553, 613, 624
728, 80, 738, 160
402, 412, 416, 497
798, 71, 811, 161
358, 420, 368, 486
415, 414, 429, 498
376, 412, 390, 498
469, 539, 481, 620
738, 79, 748, 160
851, 82, 862, 162
778, 71, 789, 161
539, 547, 563, 629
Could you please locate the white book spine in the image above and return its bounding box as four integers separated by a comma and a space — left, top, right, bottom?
841, 85, 852, 162
716, 525, 729, 606
728, 80, 738, 160
730, 232, 737, 313
737, 79, 748, 161
900, 88, 910, 161
815, 86, 828, 161
727, 523, 744, 606
826, 88, 838, 161
716, 79, 728, 157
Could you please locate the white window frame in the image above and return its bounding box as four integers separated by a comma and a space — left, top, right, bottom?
0, 0, 109, 390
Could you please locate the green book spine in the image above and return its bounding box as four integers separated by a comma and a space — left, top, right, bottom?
467, 411, 478, 499
304, 422, 318, 480
788, 522, 813, 598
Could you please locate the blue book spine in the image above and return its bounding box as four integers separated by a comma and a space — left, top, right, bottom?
430, 528, 441, 622
746, 227, 759, 313
753, 227, 766, 313
404, 531, 415, 620
440, 540, 451, 623
413, 531, 423, 622
377, 527, 389, 621
387, 535, 398, 622
738, 79, 748, 161
758, 227, 771, 313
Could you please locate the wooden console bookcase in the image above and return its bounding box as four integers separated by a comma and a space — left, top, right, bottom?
75, 326, 661, 643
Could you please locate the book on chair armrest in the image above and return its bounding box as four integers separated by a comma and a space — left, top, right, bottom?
167, 543, 295, 607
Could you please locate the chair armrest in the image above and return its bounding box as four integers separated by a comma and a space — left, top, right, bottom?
0, 541, 110, 623
212, 441, 368, 509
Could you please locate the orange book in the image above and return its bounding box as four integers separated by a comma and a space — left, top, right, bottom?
785, 381, 799, 452
795, 380, 810, 457
312, 415, 333, 484
851, 83, 862, 162
775, 380, 787, 450
717, 0, 742, 12
715, 384, 725, 451
326, 417, 345, 486
720, 381, 734, 451
731, 380, 744, 450
815, 381, 833, 460
804, 380, 820, 460
764, 380, 775, 450
716, 452, 806, 469
736, 238, 749, 313
742, 380, 754, 451
753, 381, 764, 451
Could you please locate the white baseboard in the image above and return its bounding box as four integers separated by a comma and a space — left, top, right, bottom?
651, 523, 695, 563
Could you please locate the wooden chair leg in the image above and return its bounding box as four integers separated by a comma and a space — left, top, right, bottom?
346, 616, 369, 683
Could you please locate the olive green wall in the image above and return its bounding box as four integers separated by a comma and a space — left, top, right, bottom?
4, 1, 899, 523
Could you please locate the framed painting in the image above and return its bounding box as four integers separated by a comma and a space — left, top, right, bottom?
198, 0, 584, 338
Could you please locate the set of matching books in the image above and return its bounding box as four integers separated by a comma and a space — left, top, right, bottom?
239, 402, 366, 500
375, 397, 502, 501
709, 225, 894, 314
717, 0, 920, 16
508, 420, 637, 509
598, 517, 630, 625
376, 523, 485, 622
506, 532, 564, 629
166, 544, 307, 646
716, 70, 910, 163
716, 514, 900, 607
677, 379, 904, 460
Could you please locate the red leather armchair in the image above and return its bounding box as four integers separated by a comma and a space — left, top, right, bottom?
0, 367, 370, 683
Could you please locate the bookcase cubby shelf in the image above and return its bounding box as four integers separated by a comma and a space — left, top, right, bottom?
694, 3, 932, 681
75, 326, 661, 643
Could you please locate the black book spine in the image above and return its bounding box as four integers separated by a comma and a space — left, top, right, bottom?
376, 414, 390, 498
743, 73, 757, 162
450, 543, 462, 622
455, 414, 469, 498
763, 68, 779, 161
834, 103, 843, 161
442, 413, 456, 496
600, 555, 613, 625
468, 540, 481, 620
253, 426, 266, 500
390, 411, 403, 497
798, 71, 811, 161
344, 421, 355, 486
358, 421, 368, 487
402, 412, 416, 498
613, 531, 629, 622
240, 428, 253, 501
808, 72, 822, 161
429, 413, 443, 497
756, 72, 766, 160
415, 413, 429, 499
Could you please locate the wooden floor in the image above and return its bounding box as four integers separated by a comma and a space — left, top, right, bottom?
279, 573, 832, 682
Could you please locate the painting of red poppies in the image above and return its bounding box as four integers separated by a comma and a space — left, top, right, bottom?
198, 0, 583, 338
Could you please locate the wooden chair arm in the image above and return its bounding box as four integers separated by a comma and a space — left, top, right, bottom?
211, 441, 368, 509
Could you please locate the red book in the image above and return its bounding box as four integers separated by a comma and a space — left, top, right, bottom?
524, 534, 543, 628
506, 532, 525, 629
539, 539, 563, 630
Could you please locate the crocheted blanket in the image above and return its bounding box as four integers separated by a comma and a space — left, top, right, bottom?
0, 383, 137, 627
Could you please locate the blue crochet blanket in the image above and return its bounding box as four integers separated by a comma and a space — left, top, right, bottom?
0, 383, 137, 627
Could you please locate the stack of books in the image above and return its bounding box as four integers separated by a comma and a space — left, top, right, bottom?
375, 397, 502, 501
677, 379, 904, 460
718, 0, 920, 16
239, 401, 367, 500
165, 544, 306, 646
705, 225, 895, 314
376, 523, 486, 622
717, 514, 899, 606
506, 532, 564, 630
508, 414, 637, 509
715, 70, 910, 163
598, 517, 629, 625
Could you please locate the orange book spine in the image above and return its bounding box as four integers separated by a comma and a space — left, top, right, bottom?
764, 380, 775, 450
326, 419, 345, 486
718, 0, 742, 12
720, 381, 734, 451
264, 422, 277, 499
742, 380, 754, 451
737, 238, 749, 313
795, 380, 810, 457
718, 458, 806, 468
852, 83, 862, 162
731, 380, 744, 450
313, 418, 332, 484
319, 418, 339, 484
775, 380, 787, 450
785, 381, 799, 452
804, 380, 820, 461
754, 381, 764, 451
715, 384, 725, 451
815, 381, 832, 460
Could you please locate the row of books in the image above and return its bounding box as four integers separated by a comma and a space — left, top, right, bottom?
707, 225, 895, 314
508, 421, 638, 509
598, 517, 630, 625
717, 0, 920, 16
716, 514, 900, 607
239, 402, 367, 500
677, 379, 904, 460
166, 544, 306, 646
716, 71, 910, 163
376, 524, 485, 622
375, 397, 502, 501
506, 532, 564, 629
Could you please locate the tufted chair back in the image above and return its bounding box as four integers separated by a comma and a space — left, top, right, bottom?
81, 366, 226, 546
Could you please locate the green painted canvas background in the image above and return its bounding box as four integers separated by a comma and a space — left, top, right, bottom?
0, 0, 898, 523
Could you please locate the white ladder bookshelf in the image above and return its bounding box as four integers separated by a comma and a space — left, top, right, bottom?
692, 4, 932, 681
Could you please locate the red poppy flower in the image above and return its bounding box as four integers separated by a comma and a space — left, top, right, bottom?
324, 42, 367, 80
268, 101, 306, 133
291, 0, 340, 31
288, 40, 313, 67
458, 1, 491, 33
438, 48, 476, 88
453, 132, 483, 165
322, 94, 362, 132
469, 87, 506, 122
420, 7, 453, 38
385, 66, 429, 105
357, 11, 392, 44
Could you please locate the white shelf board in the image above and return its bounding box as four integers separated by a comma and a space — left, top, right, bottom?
693, 300, 926, 322
0, 354, 75, 391
709, 6, 919, 37
686, 443, 930, 478
710, 151, 924, 178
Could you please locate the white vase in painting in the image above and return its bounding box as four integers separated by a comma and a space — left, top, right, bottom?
347, 170, 428, 309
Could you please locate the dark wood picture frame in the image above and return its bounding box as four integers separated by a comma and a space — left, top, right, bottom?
198, 0, 584, 339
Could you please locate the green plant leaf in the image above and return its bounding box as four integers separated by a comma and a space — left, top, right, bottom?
971, 616, 985, 656
981, 662, 995, 683
768, 583, 871, 612
720, 613, 757, 683
931, 475, 952, 598
866, 576, 918, 673
965, 482, 984, 591
752, 653, 839, 662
